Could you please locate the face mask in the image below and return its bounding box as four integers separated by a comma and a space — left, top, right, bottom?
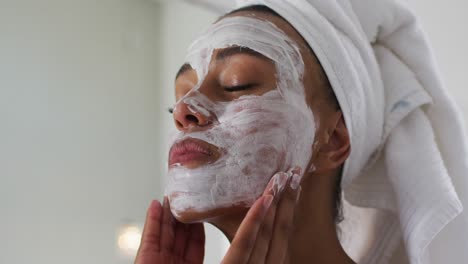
165, 16, 316, 220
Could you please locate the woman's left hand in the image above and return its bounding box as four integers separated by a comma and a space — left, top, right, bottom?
221, 169, 302, 264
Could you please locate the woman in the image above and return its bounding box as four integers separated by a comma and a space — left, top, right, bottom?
136, 1, 467, 263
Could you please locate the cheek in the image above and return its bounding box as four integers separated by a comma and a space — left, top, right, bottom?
219, 103, 285, 139
218, 100, 294, 170
240, 145, 284, 175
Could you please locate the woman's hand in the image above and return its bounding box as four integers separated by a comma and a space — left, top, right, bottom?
222, 168, 302, 264
134, 198, 205, 264
135, 167, 301, 264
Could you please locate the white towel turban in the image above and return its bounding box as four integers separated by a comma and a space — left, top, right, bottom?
228, 0, 468, 263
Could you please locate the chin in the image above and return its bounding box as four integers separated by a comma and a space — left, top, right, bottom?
170, 203, 249, 224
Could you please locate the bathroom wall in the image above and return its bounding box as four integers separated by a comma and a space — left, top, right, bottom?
0, 1, 162, 263
408, 0, 468, 125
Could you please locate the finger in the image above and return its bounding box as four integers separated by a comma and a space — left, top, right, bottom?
222, 195, 273, 264
184, 223, 205, 263
266, 173, 301, 264
160, 196, 177, 252
173, 222, 190, 257
247, 172, 288, 263
136, 200, 162, 259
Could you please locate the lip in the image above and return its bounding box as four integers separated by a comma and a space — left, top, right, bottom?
168, 138, 220, 168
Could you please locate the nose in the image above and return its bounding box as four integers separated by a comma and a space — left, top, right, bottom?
173, 100, 212, 131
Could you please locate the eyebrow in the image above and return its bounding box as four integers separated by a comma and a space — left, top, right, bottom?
216, 46, 269, 61
175, 46, 270, 80
175, 63, 193, 80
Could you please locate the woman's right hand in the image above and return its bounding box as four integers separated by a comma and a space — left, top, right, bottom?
134, 198, 205, 264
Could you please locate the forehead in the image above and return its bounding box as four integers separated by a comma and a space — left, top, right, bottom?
185, 14, 305, 83
187, 15, 294, 59
223, 11, 312, 60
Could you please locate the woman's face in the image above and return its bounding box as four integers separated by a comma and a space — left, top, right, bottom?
165, 13, 323, 223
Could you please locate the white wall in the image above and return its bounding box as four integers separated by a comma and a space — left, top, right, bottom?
409, 0, 468, 125
0, 1, 162, 263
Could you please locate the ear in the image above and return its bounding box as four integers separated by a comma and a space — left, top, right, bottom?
314, 112, 350, 174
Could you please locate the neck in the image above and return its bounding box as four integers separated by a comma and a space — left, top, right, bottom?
208, 208, 248, 242
289, 172, 354, 263
207, 171, 355, 263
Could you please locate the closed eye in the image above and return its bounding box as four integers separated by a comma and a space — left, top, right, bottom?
223, 84, 255, 92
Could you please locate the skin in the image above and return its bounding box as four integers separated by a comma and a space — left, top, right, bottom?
135, 10, 354, 264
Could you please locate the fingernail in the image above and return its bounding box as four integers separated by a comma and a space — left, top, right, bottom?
150, 200, 157, 209
267, 173, 283, 196
293, 166, 302, 175
290, 173, 302, 190
273, 172, 289, 196
308, 164, 316, 173
263, 195, 273, 209
265, 175, 277, 195
149, 200, 160, 218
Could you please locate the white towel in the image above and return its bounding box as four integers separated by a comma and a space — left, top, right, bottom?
229, 0, 468, 263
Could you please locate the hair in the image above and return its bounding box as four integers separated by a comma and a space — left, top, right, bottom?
226, 5, 344, 225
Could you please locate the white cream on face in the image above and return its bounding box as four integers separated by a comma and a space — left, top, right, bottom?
165, 16, 316, 220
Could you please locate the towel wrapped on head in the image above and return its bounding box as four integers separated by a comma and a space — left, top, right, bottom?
231, 0, 468, 263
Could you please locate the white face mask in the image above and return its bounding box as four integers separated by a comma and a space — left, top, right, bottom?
165, 16, 316, 221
